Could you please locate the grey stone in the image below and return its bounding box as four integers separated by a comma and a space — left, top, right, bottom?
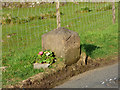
42, 27, 80, 66
33, 63, 50, 69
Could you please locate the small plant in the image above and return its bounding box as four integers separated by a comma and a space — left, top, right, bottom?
36, 50, 56, 64
96, 4, 113, 11
76, 7, 92, 13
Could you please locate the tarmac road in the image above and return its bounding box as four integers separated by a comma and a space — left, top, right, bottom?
54, 63, 119, 88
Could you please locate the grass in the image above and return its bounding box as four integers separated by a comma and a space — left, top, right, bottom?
2, 2, 118, 87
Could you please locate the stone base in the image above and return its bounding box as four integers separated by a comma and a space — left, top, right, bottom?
33, 63, 50, 69
42, 27, 80, 66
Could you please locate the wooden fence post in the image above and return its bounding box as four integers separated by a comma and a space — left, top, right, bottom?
112, 2, 115, 24
56, 0, 61, 29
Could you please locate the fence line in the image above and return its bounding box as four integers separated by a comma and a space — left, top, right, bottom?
2, 2, 118, 62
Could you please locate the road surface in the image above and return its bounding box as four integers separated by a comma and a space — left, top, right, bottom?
54, 63, 118, 88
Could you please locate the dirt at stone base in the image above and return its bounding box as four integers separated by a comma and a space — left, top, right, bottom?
7, 55, 118, 88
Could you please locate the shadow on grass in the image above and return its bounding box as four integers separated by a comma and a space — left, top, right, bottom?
80, 44, 101, 65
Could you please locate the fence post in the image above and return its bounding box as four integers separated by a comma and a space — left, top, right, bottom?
56, 0, 61, 29
112, 2, 115, 24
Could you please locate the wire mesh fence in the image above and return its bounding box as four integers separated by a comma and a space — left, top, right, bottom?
1, 1, 119, 86
2, 2, 118, 58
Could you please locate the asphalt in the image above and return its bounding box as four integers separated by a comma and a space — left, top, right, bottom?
54, 63, 118, 88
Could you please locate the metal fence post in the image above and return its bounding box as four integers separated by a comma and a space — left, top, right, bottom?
56, 0, 61, 29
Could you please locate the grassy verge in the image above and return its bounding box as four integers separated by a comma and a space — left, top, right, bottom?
7, 54, 118, 88
2, 2, 118, 87
80, 23, 118, 59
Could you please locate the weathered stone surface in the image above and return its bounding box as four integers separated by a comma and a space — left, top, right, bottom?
42, 27, 80, 66
79, 52, 87, 65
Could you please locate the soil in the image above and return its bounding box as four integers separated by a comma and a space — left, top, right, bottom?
6, 55, 118, 88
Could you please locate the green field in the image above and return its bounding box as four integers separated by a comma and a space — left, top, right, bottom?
2, 2, 118, 87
